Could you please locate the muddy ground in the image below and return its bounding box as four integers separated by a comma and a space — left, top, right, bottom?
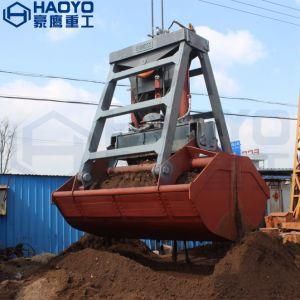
1, 232, 300, 300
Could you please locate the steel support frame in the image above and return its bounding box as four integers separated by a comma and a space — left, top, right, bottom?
199, 52, 232, 153
79, 29, 232, 185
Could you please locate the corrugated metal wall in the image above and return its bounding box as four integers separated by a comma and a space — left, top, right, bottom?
0, 174, 84, 254
143, 240, 208, 250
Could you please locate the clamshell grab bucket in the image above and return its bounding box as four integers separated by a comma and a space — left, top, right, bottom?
52, 146, 269, 241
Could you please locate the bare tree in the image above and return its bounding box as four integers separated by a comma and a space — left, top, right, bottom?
0, 119, 16, 174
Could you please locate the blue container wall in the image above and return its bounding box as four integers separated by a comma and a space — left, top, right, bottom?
0, 174, 84, 254
143, 240, 209, 250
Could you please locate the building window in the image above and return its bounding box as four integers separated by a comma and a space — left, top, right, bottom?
0, 185, 8, 216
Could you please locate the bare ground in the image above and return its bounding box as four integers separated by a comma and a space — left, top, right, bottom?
1, 232, 300, 300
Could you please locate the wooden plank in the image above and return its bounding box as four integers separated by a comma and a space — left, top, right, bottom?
259, 228, 280, 237
281, 232, 300, 244
281, 222, 300, 231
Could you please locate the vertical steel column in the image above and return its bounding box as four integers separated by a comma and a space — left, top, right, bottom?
80, 64, 117, 178
156, 42, 191, 171
199, 52, 232, 153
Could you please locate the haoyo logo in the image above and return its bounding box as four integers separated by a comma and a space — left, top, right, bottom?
3, 2, 31, 28
2, 1, 94, 28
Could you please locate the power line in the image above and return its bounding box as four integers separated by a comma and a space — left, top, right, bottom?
191, 110, 296, 121
0, 93, 295, 124
198, 0, 300, 27
224, 112, 296, 120
260, 0, 300, 12
0, 69, 106, 84
0, 91, 296, 113
0, 92, 296, 110
16, 112, 297, 146
228, 0, 300, 19
17, 136, 84, 145
192, 92, 297, 108
0, 68, 296, 108
0, 93, 122, 107
0, 69, 129, 87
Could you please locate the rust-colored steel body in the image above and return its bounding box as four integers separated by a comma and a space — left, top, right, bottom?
53, 29, 269, 242
53, 146, 269, 241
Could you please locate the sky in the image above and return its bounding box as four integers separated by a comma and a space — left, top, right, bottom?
0, 0, 299, 175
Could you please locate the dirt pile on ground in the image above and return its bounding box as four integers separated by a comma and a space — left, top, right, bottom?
0, 257, 42, 281
64, 234, 152, 259
1, 232, 300, 299
17, 248, 207, 300
209, 231, 300, 299
0, 280, 22, 299
100, 171, 157, 189
0, 253, 56, 299
0, 244, 26, 261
